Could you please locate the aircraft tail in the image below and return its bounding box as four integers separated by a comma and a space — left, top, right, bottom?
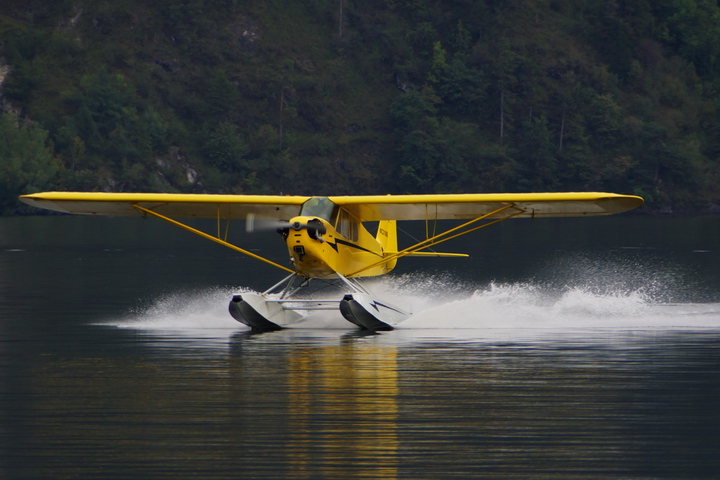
376, 220, 398, 273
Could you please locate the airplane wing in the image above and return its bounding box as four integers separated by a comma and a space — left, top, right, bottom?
18, 192, 310, 220
19, 191, 643, 221
328, 192, 643, 221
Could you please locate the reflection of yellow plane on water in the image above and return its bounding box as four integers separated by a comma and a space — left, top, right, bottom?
20, 191, 643, 331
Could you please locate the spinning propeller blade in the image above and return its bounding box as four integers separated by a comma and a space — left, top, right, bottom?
245, 213, 292, 233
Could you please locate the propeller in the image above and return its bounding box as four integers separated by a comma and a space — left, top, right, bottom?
277, 219, 327, 241
245, 213, 291, 233
245, 214, 327, 240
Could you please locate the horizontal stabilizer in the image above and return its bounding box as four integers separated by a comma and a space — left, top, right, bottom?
403, 252, 469, 257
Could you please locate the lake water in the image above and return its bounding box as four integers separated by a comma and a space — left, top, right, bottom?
1, 214, 720, 479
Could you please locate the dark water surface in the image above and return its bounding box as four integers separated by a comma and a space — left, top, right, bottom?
2, 215, 720, 479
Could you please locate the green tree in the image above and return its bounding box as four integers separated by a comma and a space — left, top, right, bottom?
202, 122, 250, 173
511, 115, 558, 191
389, 90, 436, 131
427, 41, 447, 84
656, 0, 720, 76
206, 69, 241, 119
437, 57, 486, 114
0, 114, 61, 212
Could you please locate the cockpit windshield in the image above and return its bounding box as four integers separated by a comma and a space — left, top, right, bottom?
300, 197, 337, 221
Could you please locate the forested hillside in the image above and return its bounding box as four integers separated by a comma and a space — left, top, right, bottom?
2, 0, 720, 213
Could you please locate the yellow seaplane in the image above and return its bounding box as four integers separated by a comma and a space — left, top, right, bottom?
20, 191, 643, 331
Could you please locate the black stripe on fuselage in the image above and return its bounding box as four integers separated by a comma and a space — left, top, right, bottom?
325, 237, 382, 257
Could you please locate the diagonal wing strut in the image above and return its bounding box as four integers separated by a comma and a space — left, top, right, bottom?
133, 204, 296, 275
346, 203, 524, 277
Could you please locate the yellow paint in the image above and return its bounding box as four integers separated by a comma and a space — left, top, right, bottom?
19, 191, 309, 219
287, 343, 399, 478
284, 215, 394, 278
19, 191, 644, 279
329, 192, 644, 220
20, 191, 643, 221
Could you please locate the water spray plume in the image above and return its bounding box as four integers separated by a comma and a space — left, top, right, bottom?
104, 263, 720, 334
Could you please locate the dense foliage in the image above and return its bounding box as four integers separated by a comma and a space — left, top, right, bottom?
2, 0, 720, 213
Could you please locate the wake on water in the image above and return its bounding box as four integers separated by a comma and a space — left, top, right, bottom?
108, 269, 720, 334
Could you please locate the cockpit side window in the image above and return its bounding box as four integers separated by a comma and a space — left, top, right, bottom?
335, 208, 358, 242
300, 197, 337, 222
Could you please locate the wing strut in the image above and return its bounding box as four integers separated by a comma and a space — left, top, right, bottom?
132, 204, 296, 275
347, 203, 524, 277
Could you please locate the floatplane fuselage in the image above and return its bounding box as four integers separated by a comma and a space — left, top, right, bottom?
19, 191, 644, 332
280, 215, 397, 280
231, 197, 407, 331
